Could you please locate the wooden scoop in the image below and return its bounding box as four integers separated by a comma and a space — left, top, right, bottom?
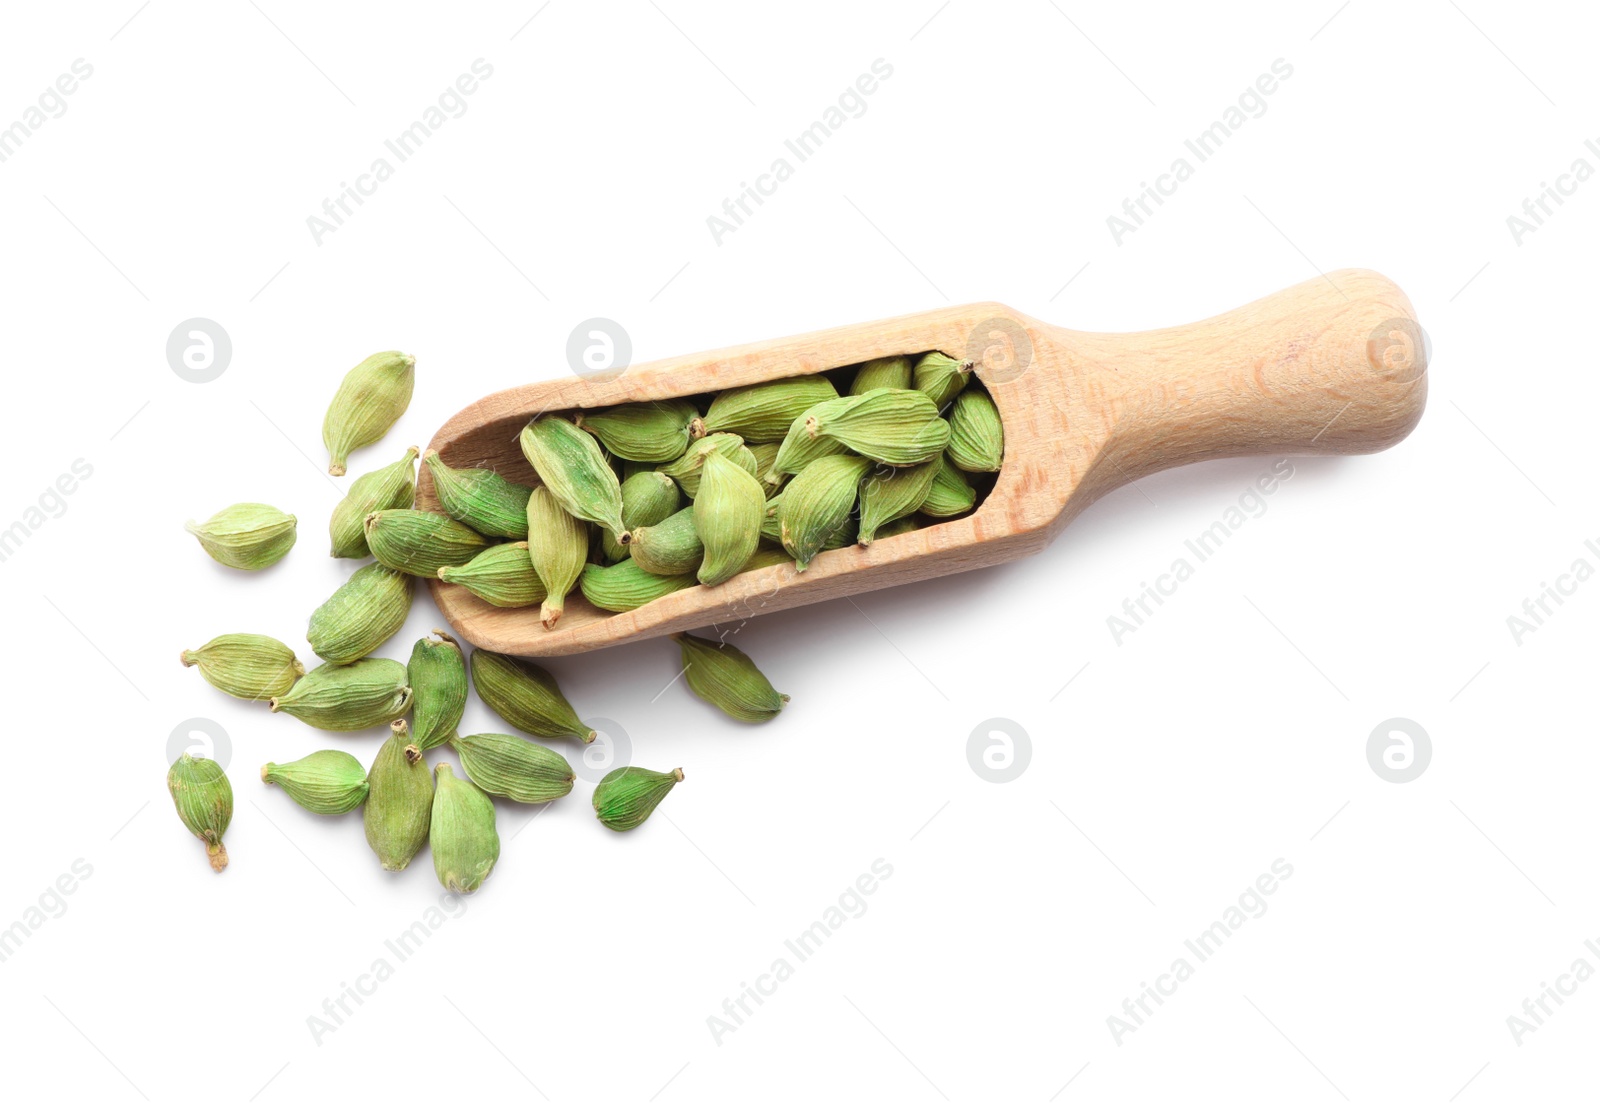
421, 268, 1426, 657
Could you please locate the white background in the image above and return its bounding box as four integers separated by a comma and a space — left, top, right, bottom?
0, 1, 1593, 1099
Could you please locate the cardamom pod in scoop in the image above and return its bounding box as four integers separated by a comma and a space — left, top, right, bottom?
779, 454, 871, 570
181, 633, 304, 700
261, 750, 368, 815
593, 766, 683, 832
805, 388, 949, 466
167, 753, 233, 872
324, 350, 415, 476
701, 376, 839, 442
470, 650, 595, 743
912, 350, 972, 409
629, 507, 704, 577
945, 389, 1004, 473
694, 451, 764, 587
186, 503, 297, 570
575, 399, 699, 463
431, 763, 499, 894
857, 460, 937, 544
921, 454, 977, 517
658, 432, 758, 498
579, 559, 698, 612
676, 633, 789, 723
438, 542, 547, 608
365, 509, 489, 577
849, 355, 913, 395
423, 450, 532, 539
526, 486, 588, 629
601, 470, 680, 562
330, 447, 418, 558
363, 720, 433, 872
519, 415, 628, 541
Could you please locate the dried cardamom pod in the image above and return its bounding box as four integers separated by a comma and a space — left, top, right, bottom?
526, 486, 588, 629
675, 633, 789, 722
694, 451, 765, 587
779, 454, 871, 570
431, 764, 499, 894
872, 515, 925, 540
772, 396, 854, 477
746, 441, 785, 498
701, 376, 839, 442
438, 542, 547, 608
181, 633, 304, 700
602, 470, 681, 562
912, 350, 973, 409
167, 754, 232, 872
423, 450, 532, 539
365, 509, 489, 577
760, 494, 784, 543
261, 749, 368, 815
449, 732, 575, 803
363, 720, 433, 872
324, 351, 416, 476
594, 766, 683, 832
945, 389, 1004, 472
269, 658, 413, 731
575, 399, 699, 462
805, 388, 949, 466
408, 631, 467, 751
579, 559, 698, 612
186, 503, 297, 570
518, 415, 628, 541
307, 563, 414, 665
657, 432, 758, 498
857, 460, 938, 544
470, 650, 595, 743
921, 454, 977, 517
849, 355, 913, 395
330, 447, 418, 558
739, 546, 793, 574
629, 506, 704, 577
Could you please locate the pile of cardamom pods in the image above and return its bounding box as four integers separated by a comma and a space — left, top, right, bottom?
171, 347, 1000, 893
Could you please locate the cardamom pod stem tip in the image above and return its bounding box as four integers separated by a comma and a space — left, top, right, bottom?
208, 842, 228, 872
180, 649, 197, 667
672, 767, 685, 782
688, 417, 707, 439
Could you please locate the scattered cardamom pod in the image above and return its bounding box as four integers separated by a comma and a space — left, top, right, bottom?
849, 355, 913, 395
470, 650, 595, 743
449, 732, 575, 803
324, 350, 416, 476
676, 633, 789, 722
805, 388, 950, 466
408, 631, 467, 751
307, 563, 414, 665
779, 454, 871, 569
181, 633, 304, 701
186, 503, 297, 570
518, 416, 628, 541
746, 442, 784, 498
857, 460, 938, 544
912, 350, 973, 409
701, 376, 839, 442
593, 766, 683, 832
261, 750, 368, 815
330, 447, 418, 558
921, 454, 977, 517
773, 396, 854, 477
438, 542, 547, 608
946, 389, 1004, 472
423, 450, 532, 539
431, 763, 500, 894
629, 506, 704, 577
658, 432, 759, 498
363, 720, 433, 872
365, 509, 489, 577
575, 399, 699, 462
601, 470, 681, 562
270, 658, 413, 731
579, 559, 698, 612
167, 753, 232, 872
526, 486, 588, 629
694, 451, 764, 587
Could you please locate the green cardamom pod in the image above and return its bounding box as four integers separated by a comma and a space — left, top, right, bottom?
579, 559, 698, 612
629, 506, 704, 577
575, 399, 699, 462
701, 376, 839, 442
945, 389, 1004, 472
363, 720, 433, 872
365, 509, 489, 577
675, 633, 789, 722
746, 441, 785, 498
763, 494, 853, 548
181, 633, 304, 701
602, 470, 681, 562
518, 416, 628, 541
260, 749, 368, 815
873, 515, 925, 540
270, 658, 413, 731
857, 460, 938, 544
422, 450, 533, 539
806, 388, 950, 466
330, 447, 418, 558
594, 766, 683, 832
779, 454, 871, 570
912, 350, 973, 410
449, 732, 575, 803
694, 451, 765, 587
740, 545, 793, 574
431, 763, 499, 894
526, 486, 588, 629
324, 351, 416, 476
760, 493, 784, 543
772, 395, 855, 477
408, 631, 467, 751
849, 355, 913, 395
921, 454, 977, 517
186, 503, 297, 570
657, 432, 759, 499
471, 650, 595, 743
167, 753, 232, 872
307, 563, 414, 665
438, 542, 547, 608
